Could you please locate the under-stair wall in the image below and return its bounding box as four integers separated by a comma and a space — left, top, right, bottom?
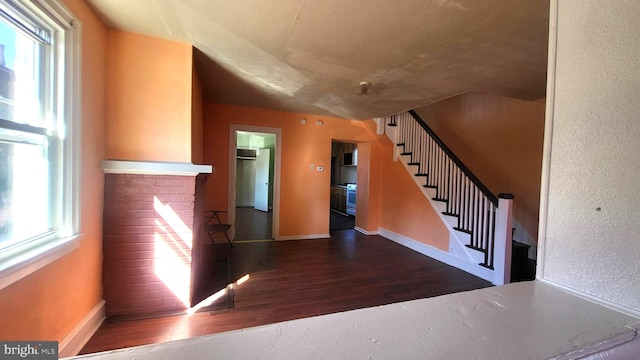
377, 111, 514, 285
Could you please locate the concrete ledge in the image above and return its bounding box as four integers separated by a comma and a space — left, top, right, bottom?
67, 282, 640, 359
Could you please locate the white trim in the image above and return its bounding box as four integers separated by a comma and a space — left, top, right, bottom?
0, 235, 79, 291
537, 0, 559, 281
228, 125, 282, 241
354, 227, 378, 236
396, 154, 483, 266
275, 234, 330, 241
378, 228, 495, 284
101, 160, 212, 176
59, 300, 106, 357
540, 279, 640, 320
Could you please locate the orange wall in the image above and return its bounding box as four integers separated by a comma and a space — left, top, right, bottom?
106, 31, 193, 162
191, 64, 204, 164
0, 0, 107, 342
378, 138, 450, 251
415, 92, 545, 241
202, 104, 382, 236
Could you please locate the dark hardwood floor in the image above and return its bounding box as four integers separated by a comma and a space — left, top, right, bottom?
329, 210, 355, 231
80, 230, 491, 354
235, 207, 273, 240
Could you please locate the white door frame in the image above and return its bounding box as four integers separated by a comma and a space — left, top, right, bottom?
228, 124, 282, 240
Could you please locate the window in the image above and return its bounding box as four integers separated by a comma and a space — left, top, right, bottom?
0, 0, 79, 288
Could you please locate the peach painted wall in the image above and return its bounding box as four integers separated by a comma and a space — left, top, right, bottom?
0, 0, 107, 342
378, 138, 450, 251
355, 142, 381, 232
414, 92, 545, 242
191, 65, 204, 164
106, 31, 193, 162
202, 104, 382, 237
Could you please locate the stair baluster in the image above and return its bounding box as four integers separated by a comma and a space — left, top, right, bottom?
388, 111, 514, 285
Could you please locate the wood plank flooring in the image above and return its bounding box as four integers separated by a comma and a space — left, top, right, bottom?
80, 230, 491, 355
234, 207, 273, 240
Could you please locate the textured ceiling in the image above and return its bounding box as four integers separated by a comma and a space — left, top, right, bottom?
86, 0, 549, 119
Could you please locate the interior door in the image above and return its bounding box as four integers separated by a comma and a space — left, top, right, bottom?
254, 148, 270, 212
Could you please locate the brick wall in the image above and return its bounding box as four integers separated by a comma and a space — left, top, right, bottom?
103, 173, 207, 318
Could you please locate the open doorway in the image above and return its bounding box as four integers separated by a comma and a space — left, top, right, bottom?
230, 128, 279, 241
329, 140, 357, 231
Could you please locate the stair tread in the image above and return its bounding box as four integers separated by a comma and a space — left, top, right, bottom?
512, 240, 531, 249
454, 227, 472, 234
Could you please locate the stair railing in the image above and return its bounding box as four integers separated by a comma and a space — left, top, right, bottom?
388, 111, 513, 285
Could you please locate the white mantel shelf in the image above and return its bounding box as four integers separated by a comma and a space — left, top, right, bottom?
100, 160, 213, 176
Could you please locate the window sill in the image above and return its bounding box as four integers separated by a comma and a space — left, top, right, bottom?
0, 234, 80, 291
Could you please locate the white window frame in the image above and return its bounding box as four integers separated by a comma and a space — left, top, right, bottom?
0, 0, 80, 290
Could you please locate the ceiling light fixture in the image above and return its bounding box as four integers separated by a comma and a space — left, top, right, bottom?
358, 81, 372, 97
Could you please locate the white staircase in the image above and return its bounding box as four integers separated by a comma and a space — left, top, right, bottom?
376, 111, 514, 285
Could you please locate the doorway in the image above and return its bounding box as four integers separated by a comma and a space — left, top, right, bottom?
228, 126, 281, 241
329, 140, 356, 231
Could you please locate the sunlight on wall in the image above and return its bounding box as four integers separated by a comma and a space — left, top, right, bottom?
154, 196, 193, 246
153, 196, 193, 307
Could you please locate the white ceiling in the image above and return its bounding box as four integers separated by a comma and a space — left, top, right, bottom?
86, 0, 549, 120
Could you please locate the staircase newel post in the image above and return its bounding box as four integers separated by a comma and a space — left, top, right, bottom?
494, 193, 514, 285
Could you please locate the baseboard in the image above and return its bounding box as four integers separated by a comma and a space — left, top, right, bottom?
354, 227, 378, 235
540, 279, 640, 320
275, 234, 331, 241
378, 228, 495, 284
59, 299, 105, 357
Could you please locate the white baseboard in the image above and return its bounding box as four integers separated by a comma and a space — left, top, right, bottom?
276, 234, 331, 241
354, 227, 378, 235
378, 228, 495, 284
59, 299, 105, 357
540, 279, 640, 320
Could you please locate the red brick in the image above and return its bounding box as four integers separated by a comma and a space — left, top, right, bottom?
136, 251, 155, 259
139, 218, 159, 226
106, 225, 155, 235
102, 235, 139, 244
172, 202, 197, 211
109, 201, 154, 211
128, 177, 156, 187
102, 249, 139, 260
103, 274, 157, 286
103, 242, 154, 253
155, 178, 185, 187
154, 194, 186, 203
103, 258, 154, 269
104, 217, 140, 226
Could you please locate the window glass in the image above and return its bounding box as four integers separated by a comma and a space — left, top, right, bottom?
0, 8, 54, 250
